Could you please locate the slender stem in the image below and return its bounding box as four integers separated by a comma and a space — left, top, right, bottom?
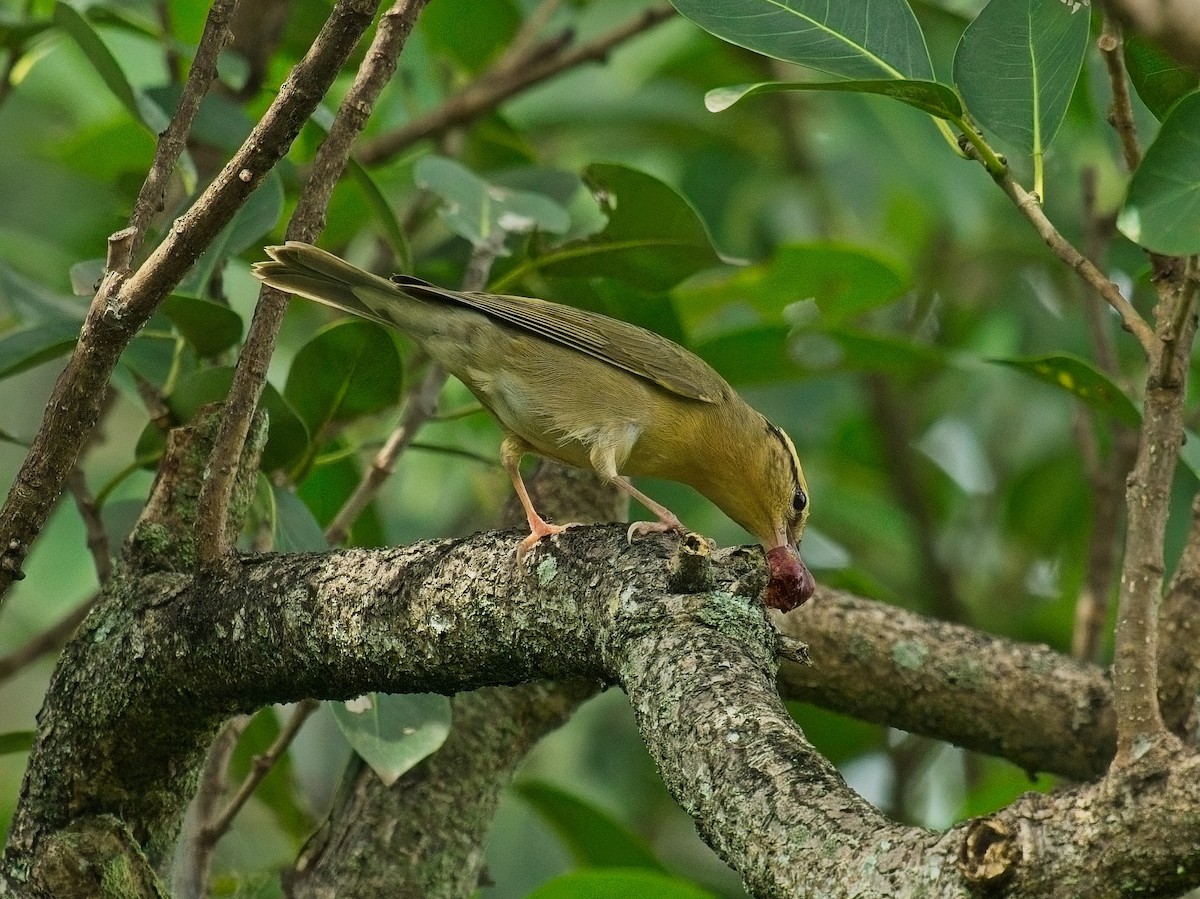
0, 593, 100, 684
993, 173, 1157, 356
1098, 14, 1142, 172
194, 0, 428, 566
200, 700, 320, 841
952, 115, 1007, 177
65, 469, 113, 585
123, 0, 241, 269
356, 5, 676, 166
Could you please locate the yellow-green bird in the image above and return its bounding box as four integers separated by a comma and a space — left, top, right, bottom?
253, 242, 814, 609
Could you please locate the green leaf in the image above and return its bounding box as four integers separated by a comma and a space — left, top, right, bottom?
52, 2, 170, 134
0, 320, 80, 379
670, 0, 934, 80
331, 692, 452, 786
0, 14, 53, 50
297, 451, 387, 548
283, 319, 403, 439
308, 105, 412, 270
706, 79, 963, 119
527, 869, 717, 899
420, 0, 521, 73
180, 170, 284, 296
414, 155, 571, 252
499, 164, 724, 293
0, 730, 35, 755
991, 354, 1140, 426
953, 0, 1090, 157
271, 486, 328, 552
1117, 91, 1200, 255
1124, 36, 1200, 121
161, 295, 244, 357
168, 367, 310, 472
515, 780, 666, 872
677, 243, 910, 332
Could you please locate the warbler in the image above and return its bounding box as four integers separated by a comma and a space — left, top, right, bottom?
253, 242, 815, 609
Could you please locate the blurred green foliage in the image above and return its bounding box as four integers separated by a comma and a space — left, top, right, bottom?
0, 0, 1197, 896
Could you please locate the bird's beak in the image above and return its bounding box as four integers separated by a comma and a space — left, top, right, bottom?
763, 533, 815, 612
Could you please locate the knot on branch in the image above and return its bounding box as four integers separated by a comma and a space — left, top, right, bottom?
958, 816, 1019, 889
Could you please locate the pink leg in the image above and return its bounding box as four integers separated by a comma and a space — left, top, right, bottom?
612, 476, 685, 542
501, 436, 570, 560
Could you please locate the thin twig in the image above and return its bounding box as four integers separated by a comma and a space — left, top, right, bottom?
993, 172, 1157, 357
1098, 14, 1142, 173
200, 700, 320, 843
0, 593, 100, 684
123, 0, 241, 270
1110, 263, 1197, 764
357, 4, 676, 165
325, 364, 447, 545
0, 1, 383, 606
194, 0, 430, 566
174, 715, 250, 899
65, 469, 113, 584
492, 0, 563, 74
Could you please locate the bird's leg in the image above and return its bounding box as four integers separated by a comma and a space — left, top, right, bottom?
586, 441, 686, 542
501, 435, 569, 560
612, 477, 686, 542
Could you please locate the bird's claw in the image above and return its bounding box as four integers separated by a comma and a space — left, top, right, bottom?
626, 516, 686, 544
515, 521, 576, 566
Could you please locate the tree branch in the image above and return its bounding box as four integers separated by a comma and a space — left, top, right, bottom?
194, 0, 428, 566
356, 5, 676, 166
991, 173, 1157, 356
0, 0, 384, 606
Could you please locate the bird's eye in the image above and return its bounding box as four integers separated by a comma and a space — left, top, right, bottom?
791, 487, 808, 516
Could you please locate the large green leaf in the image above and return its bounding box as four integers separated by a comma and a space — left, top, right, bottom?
52, 2, 170, 134
1124, 36, 1200, 122
419, 0, 521, 73
677, 243, 910, 333
161, 295, 243, 358
670, 0, 934, 81
953, 0, 1090, 159
331, 692, 452, 786
0, 320, 80, 380
180, 170, 285, 296
498, 164, 724, 293
515, 780, 666, 872
1118, 91, 1200, 255
991, 354, 1140, 426
283, 319, 403, 439
414, 155, 571, 253
527, 870, 717, 899
707, 78, 963, 120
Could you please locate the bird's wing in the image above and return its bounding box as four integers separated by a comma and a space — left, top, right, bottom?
390, 275, 729, 404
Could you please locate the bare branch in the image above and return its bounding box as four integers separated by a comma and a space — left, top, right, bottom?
0, 593, 98, 685
992, 173, 1157, 356
357, 5, 676, 166
65, 468, 113, 585
0, 0, 385, 606
121, 0, 241, 270
194, 0, 431, 566
1098, 14, 1143, 173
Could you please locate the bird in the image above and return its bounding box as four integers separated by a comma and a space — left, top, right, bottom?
253, 242, 815, 609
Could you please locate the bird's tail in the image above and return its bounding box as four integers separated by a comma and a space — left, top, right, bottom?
252, 242, 398, 328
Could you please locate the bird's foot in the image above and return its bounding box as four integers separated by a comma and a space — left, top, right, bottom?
515, 520, 579, 565
626, 514, 686, 544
